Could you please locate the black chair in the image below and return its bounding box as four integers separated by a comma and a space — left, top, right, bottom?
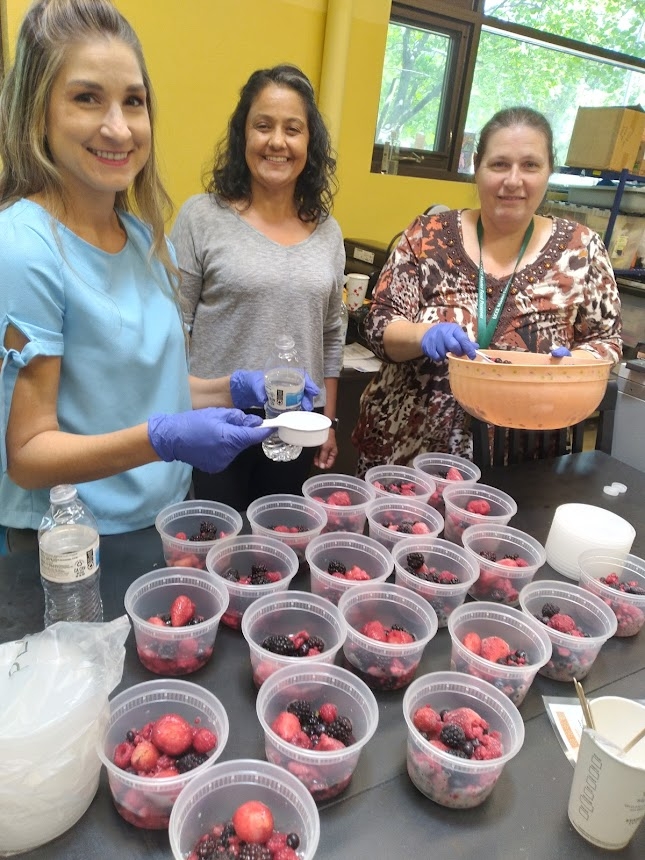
471, 378, 617, 468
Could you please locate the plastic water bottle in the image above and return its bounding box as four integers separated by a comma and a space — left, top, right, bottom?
262, 334, 306, 462
38, 485, 103, 626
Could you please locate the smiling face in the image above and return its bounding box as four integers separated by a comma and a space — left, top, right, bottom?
475, 125, 552, 227
45, 37, 151, 209
244, 83, 310, 197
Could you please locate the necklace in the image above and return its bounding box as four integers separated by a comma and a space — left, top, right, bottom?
476, 216, 534, 349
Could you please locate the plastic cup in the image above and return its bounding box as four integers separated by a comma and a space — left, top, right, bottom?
519, 580, 617, 682
302, 473, 376, 533
205, 535, 299, 630
403, 671, 525, 808
568, 696, 645, 850
97, 679, 229, 830
545, 503, 636, 580
447, 602, 553, 706
241, 590, 347, 687
442, 483, 517, 545
578, 550, 645, 637
462, 523, 546, 607
246, 494, 327, 562
256, 663, 379, 802
305, 531, 394, 606
391, 536, 480, 628
337, 582, 438, 691
169, 758, 320, 860
365, 496, 444, 552
345, 272, 370, 311
124, 568, 230, 675
364, 465, 436, 504
412, 452, 481, 516
155, 500, 243, 570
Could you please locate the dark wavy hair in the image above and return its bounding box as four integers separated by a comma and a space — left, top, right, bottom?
206, 64, 337, 222
474, 106, 555, 172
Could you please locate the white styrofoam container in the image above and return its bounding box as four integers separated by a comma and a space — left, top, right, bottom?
568, 185, 645, 214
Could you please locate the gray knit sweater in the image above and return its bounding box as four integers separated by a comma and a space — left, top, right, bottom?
170, 195, 345, 407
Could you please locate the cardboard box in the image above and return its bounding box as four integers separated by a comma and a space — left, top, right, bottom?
565, 106, 645, 172
633, 137, 645, 176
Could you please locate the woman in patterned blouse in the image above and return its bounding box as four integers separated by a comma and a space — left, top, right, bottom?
352, 107, 622, 475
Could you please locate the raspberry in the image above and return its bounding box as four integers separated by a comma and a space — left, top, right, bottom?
548, 613, 577, 634
413, 705, 442, 737
446, 467, 464, 481
319, 703, 338, 724
192, 727, 217, 754
327, 490, 352, 506
442, 707, 489, 741
466, 499, 491, 515
411, 521, 432, 534
361, 620, 388, 641
387, 626, 415, 644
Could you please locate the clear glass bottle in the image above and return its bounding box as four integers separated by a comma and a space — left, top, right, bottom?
38, 485, 103, 626
262, 334, 306, 462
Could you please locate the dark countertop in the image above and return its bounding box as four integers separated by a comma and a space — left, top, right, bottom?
2, 451, 644, 859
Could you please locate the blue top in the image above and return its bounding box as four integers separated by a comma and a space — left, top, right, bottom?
0, 199, 192, 533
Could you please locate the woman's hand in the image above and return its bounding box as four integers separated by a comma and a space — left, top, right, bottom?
314, 429, 337, 470
421, 323, 479, 362
230, 370, 320, 410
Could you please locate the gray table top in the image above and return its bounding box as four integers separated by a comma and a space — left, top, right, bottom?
2, 451, 644, 859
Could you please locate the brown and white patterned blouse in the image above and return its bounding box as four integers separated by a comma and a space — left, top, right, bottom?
352, 209, 622, 476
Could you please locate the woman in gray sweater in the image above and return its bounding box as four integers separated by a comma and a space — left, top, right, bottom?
171, 64, 345, 510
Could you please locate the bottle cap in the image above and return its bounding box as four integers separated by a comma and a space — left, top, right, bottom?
49, 484, 77, 504
611, 482, 627, 494
603, 485, 620, 497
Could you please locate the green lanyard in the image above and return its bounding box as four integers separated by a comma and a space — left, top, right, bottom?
476, 216, 534, 349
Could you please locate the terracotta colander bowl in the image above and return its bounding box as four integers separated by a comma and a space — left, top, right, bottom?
448, 350, 613, 430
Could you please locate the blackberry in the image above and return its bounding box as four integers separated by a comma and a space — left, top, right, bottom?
326, 715, 353, 745
448, 748, 469, 758
397, 521, 414, 534
480, 550, 497, 562
307, 635, 326, 651
191, 521, 218, 541
238, 845, 271, 860
391, 624, 406, 631
327, 560, 346, 574
406, 552, 425, 570
175, 752, 208, 773
541, 602, 560, 618
297, 641, 311, 656
187, 614, 205, 625
196, 837, 218, 859
251, 563, 268, 575
221, 823, 236, 841
160, 612, 172, 625
626, 585, 645, 595
440, 723, 467, 748
296, 525, 309, 533
287, 699, 314, 724
488, 589, 506, 602
286, 833, 301, 850
224, 567, 240, 582
503, 554, 519, 561
250, 570, 270, 585
261, 635, 297, 656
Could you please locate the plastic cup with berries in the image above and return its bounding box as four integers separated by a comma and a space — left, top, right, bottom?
169, 758, 320, 860
241, 590, 348, 688
246, 493, 328, 562
391, 536, 480, 628
155, 500, 243, 570
364, 464, 437, 504
255, 663, 379, 803
447, 602, 553, 706
205, 535, 300, 631
402, 670, 524, 808
124, 568, 230, 675
305, 531, 394, 606
577, 549, 645, 638
519, 580, 617, 682
365, 496, 445, 552
461, 523, 546, 607
441, 483, 517, 545
301, 473, 377, 534
337, 582, 438, 691
97, 679, 229, 830
412, 452, 481, 517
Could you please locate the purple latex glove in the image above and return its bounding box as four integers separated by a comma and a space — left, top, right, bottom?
421, 323, 479, 362
148, 408, 272, 473
230, 370, 320, 411
550, 346, 572, 358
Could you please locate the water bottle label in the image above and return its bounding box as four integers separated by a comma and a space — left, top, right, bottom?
266, 378, 304, 411
39, 536, 100, 583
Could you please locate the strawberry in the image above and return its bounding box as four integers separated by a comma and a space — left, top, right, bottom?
548, 613, 577, 634
291, 730, 313, 749
130, 740, 159, 773
344, 565, 370, 581
151, 713, 193, 756
316, 733, 346, 751
411, 521, 431, 534
192, 727, 217, 754
442, 706, 489, 741
146, 615, 166, 626
170, 594, 195, 627
271, 711, 301, 742
361, 620, 388, 641
232, 800, 274, 844
412, 705, 442, 736
462, 631, 482, 655
466, 499, 491, 515
497, 557, 519, 567
113, 741, 134, 769
175, 531, 187, 540
387, 627, 415, 644
480, 635, 511, 663
446, 467, 464, 481
319, 702, 338, 724
327, 490, 352, 506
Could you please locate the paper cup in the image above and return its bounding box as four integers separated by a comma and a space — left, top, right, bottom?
346, 273, 370, 312
568, 697, 645, 850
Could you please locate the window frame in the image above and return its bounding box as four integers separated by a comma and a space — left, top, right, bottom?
372, 0, 645, 181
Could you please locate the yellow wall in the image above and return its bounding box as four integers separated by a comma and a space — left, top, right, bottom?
3, 0, 476, 244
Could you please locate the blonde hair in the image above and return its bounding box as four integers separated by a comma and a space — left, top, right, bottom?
0, 0, 178, 286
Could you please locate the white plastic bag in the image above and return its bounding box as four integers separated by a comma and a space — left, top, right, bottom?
0, 615, 130, 855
